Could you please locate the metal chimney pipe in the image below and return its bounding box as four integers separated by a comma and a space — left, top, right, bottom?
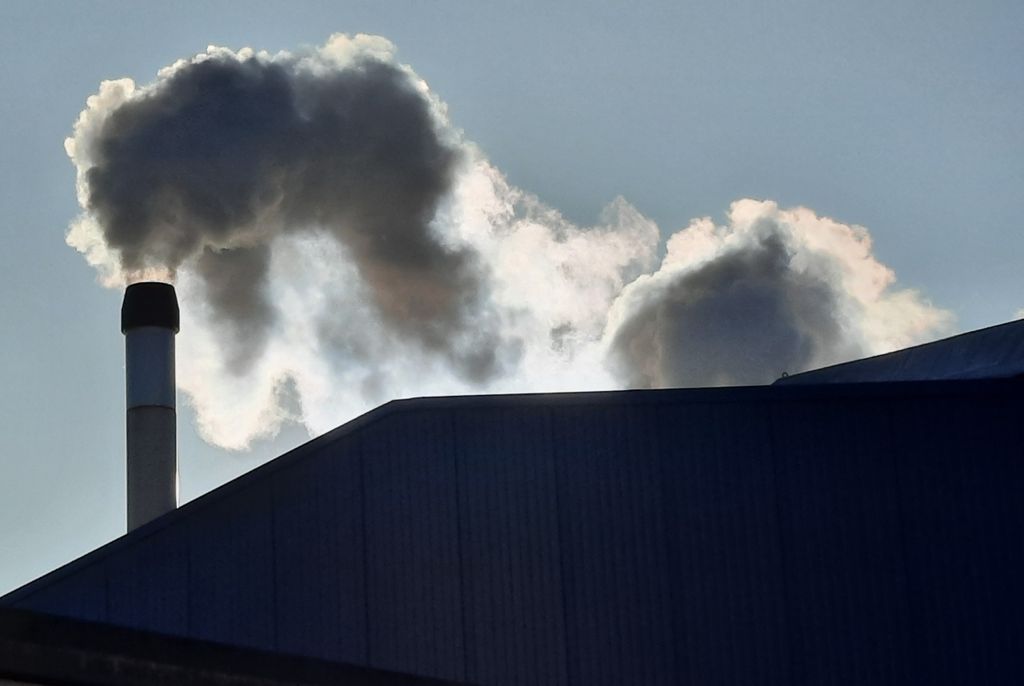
121, 282, 180, 531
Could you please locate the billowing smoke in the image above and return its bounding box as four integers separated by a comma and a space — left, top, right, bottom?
605, 200, 952, 386
67, 35, 507, 382
66, 35, 952, 449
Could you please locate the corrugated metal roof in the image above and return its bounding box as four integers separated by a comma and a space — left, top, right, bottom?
0, 607, 467, 686
775, 318, 1024, 385
3, 379, 1023, 685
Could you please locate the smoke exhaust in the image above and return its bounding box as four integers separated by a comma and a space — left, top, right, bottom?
66, 37, 954, 450
121, 282, 179, 531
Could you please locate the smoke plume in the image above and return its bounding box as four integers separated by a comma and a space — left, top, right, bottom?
67, 36, 506, 382
605, 200, 952, 387
66, 35, 952, 449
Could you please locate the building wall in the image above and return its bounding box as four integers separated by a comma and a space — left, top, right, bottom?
6, 381, 1024, 685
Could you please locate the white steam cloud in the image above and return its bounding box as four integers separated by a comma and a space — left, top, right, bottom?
66, 34, 952, 449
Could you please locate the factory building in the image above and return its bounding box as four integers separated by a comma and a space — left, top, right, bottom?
2, 315, 1023, 685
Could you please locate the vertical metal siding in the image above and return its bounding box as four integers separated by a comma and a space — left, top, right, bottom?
273, 441, 367, 664
891, 393, 1024, 685
771, 398, 913, 685
551, 404, 675, 686
454, 406, 567, 686
660, 400, 789, 685
361, 410, 465, 682
14, 560, 108, 623
187, 483, 276, 650
106, 524, 189, 635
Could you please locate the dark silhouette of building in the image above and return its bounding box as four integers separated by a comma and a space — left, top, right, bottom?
3, 321, 1023, 685
0, 606, 464, 685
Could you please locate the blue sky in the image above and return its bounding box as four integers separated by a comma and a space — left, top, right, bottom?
1, 0, 1021, 592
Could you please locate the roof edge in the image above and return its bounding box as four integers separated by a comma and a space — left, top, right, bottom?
0, 607, 466, 685
774, 318, 1024, 385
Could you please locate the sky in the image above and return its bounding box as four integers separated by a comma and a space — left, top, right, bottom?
1, 0, 1021, 593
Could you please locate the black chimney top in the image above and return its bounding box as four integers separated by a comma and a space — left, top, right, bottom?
121, 282, 180, 333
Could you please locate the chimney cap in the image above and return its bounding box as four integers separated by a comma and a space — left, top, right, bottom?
121, 282, 180, 334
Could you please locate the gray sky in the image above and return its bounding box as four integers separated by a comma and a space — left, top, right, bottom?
1, 0, 1021, 593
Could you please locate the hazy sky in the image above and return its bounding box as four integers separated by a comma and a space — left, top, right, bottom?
1, 0, 1021, 593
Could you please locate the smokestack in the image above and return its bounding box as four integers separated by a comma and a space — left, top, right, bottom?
121, 282, 179, 531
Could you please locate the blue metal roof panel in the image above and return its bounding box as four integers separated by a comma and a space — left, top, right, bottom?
770, 398, 914, 684
272, 441, 368, 664
4, 379, 1023, 685
106, 519, 189, 637
361, 410, 465, 682
551, 404, 676, 685
661, 400, 789, 685
775, 318, 1024, 385
890, 392, 1024, 684
453, 406, 567, 686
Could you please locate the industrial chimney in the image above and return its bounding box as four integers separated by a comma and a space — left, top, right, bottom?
121, 282, 179, 531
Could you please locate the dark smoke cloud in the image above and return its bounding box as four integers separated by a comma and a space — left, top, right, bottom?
194, 245, 275, 373
604, 200, 951, 389
73, 40, 507, 380
607, 234, 861, 387
66, 39, 952, 449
